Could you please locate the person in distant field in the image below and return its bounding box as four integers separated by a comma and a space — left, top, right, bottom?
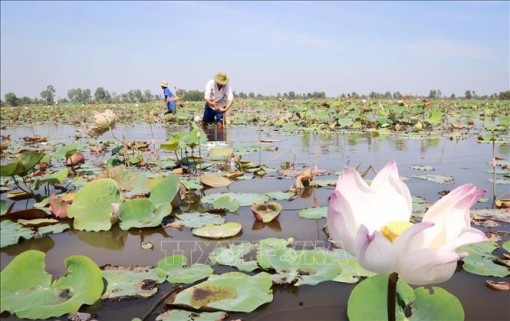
160, 80, 179, 114
202, 72, 233, 129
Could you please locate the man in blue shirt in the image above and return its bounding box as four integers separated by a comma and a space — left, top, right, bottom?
160, 80, 178, 114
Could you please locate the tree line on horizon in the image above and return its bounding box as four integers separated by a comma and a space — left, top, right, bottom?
1, 85, 510, 107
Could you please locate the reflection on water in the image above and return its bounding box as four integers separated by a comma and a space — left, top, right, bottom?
0, 125, 509, 321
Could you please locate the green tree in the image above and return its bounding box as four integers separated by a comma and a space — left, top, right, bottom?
465, 90, 472, 99
40, 85, 56, 105
4, 92, 19, 106
428, 90, 438, 99
498, 90, 510, 100
94, 87, 108, 103
144, 89, 153, 102
67, 88, 82, 103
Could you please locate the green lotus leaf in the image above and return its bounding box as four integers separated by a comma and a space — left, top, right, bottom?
149, 174, 180, 206
200, 173, 232, 188
257, 237, 293, 251
470, 208, 510, 223
0, 250, 103, 319
119, 198, 171, 230
212, 195, 240, 212
329, 249, 375, 283
252, 201, 282, 223
156, 255, 213, 284
0, 220, 35, 248
265, 191, 295, 201
175, 212, 225, 228
180, 178, 202, 190
36, 167, 69, 189
209, 146, 234, 160
156, 310, 227, 321
458, 241, 510, 277
209, 242, 258, 272
37, 222, 70, 235
503, 240, 510, 253
257, 248, 343, 286
347, 274, 464, 321
172, 272, 273, 312
160, 133, 186, 151
412, 174, 454, 184
410, 165, 435, 171
102, 266, 166, 299
18, 218, 59, 227
52, 142, 86, 159
192, 222, 242, 239
298, 206, 327, 220
0, 200, 7, 215
202, 192, 269, 207
67, 178, 121, 231
0, 151, 45, 177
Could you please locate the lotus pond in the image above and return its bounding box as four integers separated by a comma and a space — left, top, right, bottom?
0, 100, 509, 321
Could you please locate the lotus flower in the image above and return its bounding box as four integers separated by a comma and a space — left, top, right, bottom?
327, 160, 487, 285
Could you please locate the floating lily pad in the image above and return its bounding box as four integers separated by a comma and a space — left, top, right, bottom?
0, 200, 7, 215
488, 178, 510, 185
172, 272, 273, 312
208, 242, 258, 272
503, 240, 510, 253
330, 249, 375, 283
37, 222, 70, 235
458, 241, 510, 277
156, 255, 213, 284
180, 178, 202, 190
202, 192, 270, 207
312, 179, 337, 187
410, 165, 435, 171
175, 212, 225, 229
156, 310, 227, 321
212, 195, 240, 212
298, 206, 327, 219
119, 198, 172, 230
0, 250, 103, 319
18, 218, 59, 227
348, 274, 464, 321
101, 265, 166, 299
67, 178, 121, 231
257, 248, 342, 286
0, 219, 34, 248
412, 174, 454, 184
192, 222, 242, 239
200, 173, 232, 188
265, 191, 295, 200
471, 209, 510, 223
252, 201, 282, 223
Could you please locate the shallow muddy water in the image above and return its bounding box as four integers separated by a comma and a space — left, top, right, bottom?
1, 124, 509, 321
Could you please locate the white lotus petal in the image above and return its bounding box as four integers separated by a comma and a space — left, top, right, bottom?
394, 221, 434, 254
399, 248, 462, 285
422, 184, 486, 248
355, 226, 398, 274
327, 191, 357, 253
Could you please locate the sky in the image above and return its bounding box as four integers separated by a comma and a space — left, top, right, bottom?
1, 1, 509, 99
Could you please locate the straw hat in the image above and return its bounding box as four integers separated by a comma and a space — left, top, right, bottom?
160, 80, 169, 87
214, 72, 229, 85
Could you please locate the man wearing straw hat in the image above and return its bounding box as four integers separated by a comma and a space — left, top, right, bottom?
160, 80, 179, 114
202, 71, 234, 129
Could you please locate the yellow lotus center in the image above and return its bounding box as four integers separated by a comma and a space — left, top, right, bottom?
380, 221, 413, 242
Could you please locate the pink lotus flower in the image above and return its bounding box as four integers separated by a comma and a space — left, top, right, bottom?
327, 160, 487, 285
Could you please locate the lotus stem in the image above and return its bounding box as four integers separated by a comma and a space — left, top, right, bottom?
387, 272, 398, 321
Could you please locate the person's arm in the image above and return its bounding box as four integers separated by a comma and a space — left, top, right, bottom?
204, 80, 219, 109
221, 85, 234, 112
